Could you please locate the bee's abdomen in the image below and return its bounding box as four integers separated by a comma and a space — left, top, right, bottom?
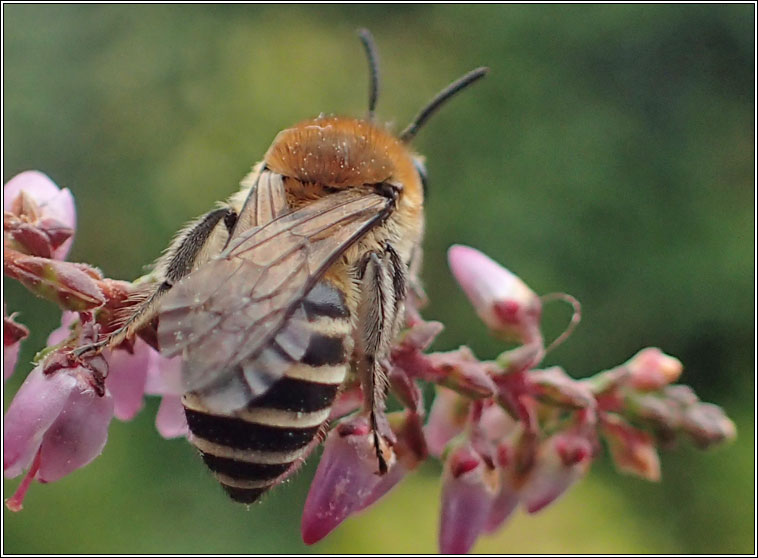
183, 281, 352, 504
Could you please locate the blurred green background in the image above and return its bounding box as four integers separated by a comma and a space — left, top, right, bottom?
3, 4, 754, 554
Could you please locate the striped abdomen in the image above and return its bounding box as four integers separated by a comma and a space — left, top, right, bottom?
183, 280, 352, 503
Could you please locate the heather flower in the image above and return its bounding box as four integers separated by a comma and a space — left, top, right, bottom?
448, 244, 542, 344
46, 311, 78, 347
425, 386, 471, 457
520, 428, 594, 513
105, 339, 151, 421
301, 416, 401, 545
600, 413, 661, 481
4, 249, 105, 311
439, 442, 499, 554
3, 346, 114, 511
4, 171, 76, 260
2, 200, 737, 556
625, 347, 683, 391
144, 350, 188, 438
680, 402, 737, 449
530, 366, 596, 410
45, 310, 149, 422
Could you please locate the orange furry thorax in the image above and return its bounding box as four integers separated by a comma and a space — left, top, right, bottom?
263, 116, 422, 196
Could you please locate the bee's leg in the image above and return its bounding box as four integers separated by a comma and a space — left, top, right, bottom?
355, 243, 408, 474
75, 206, 237, 356
406, 244, 428, 310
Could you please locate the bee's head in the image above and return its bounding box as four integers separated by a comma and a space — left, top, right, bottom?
263, 115, 421, 197
262, 30, 485, 205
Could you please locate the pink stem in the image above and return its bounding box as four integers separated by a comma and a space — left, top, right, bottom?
6, 448, 42, 512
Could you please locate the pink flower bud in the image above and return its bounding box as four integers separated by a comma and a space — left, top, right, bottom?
483, 439, 520, 533
662, 384, 699, 406
390, 319, 444, 383
625, 348, 683, 391
439, 443, 499, 554
301, 417, 400, 545
627, 393, 681, 431
4, 358, 114, 510
4, 171, 76, 260
4, 249, 105, 311
427, 346, 497, 399
484, 481, 520, 534
328, 383, 363, 421
396, 319, 444, 352
681, 402, 737, 449
144, 351, 188, 438
46, 311, 78, 347
600, 413, 661, 481
448, 245, 541, 343
479, 402, 518, 442
530, 366, 596, 409
105, 339, 152, 421
4, 310, 29, 380
520, 431, 592, 514
155, 395, 189, 439
425, 387, 470, 457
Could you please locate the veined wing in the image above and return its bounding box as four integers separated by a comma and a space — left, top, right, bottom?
158, 187, 392, 410
231, 169, 289, 236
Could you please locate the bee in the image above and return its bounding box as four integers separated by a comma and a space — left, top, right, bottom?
77, 30, 487, 504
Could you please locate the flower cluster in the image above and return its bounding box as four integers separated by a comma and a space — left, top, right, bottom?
3, 172, 736, 552
3, 172, 187, 511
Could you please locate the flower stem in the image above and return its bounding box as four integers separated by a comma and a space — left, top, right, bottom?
6, 448, 42, 512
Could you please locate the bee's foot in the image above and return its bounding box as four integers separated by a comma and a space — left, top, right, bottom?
72, 340, 107, 358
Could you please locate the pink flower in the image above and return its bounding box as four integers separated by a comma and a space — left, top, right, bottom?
425, 386, 471, 457
3, 357, 114, 511
45, 312, 187, 438
681, 402, 737, 449
438, 442, 499, 554
4, 250, 106, 311
448, 245, 542, 344
4, 171, 76, 260
484, 477, 519, 534
46, 311, 77, 347
105, 340, 151, 421
144, 350, 188, 438
301, 416, 404, 545
530, 366, 596, 409
520, 429, 593, 513
600, 413, 661, 481
625, 347, 683, 391
4, 310, 29, 380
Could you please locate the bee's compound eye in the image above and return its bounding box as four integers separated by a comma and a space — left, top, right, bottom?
413, 158, 428, 196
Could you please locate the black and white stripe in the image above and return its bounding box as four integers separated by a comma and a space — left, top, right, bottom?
183, 280, 351, 504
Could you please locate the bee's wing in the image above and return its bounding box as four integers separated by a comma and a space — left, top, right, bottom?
158, 187, 391, 411
233, 169, 290, 233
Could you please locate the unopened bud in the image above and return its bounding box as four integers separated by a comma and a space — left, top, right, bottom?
448, 245, 541, 344
681, 402, 737, 449
301, 416, 400, 545
4, 171, 76, 260
626, 348, 683, 391
429, 347, 497, 399
4, 250, 104, 311
520, 431, 592, 514
530, 366, 596, 409
600, 414, 661, 481
439, 442, 499, 554
627, 393, 681, 431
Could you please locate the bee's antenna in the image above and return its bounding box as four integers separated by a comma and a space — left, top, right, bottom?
399, 67, 489, 143
358, 28, 380, 120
